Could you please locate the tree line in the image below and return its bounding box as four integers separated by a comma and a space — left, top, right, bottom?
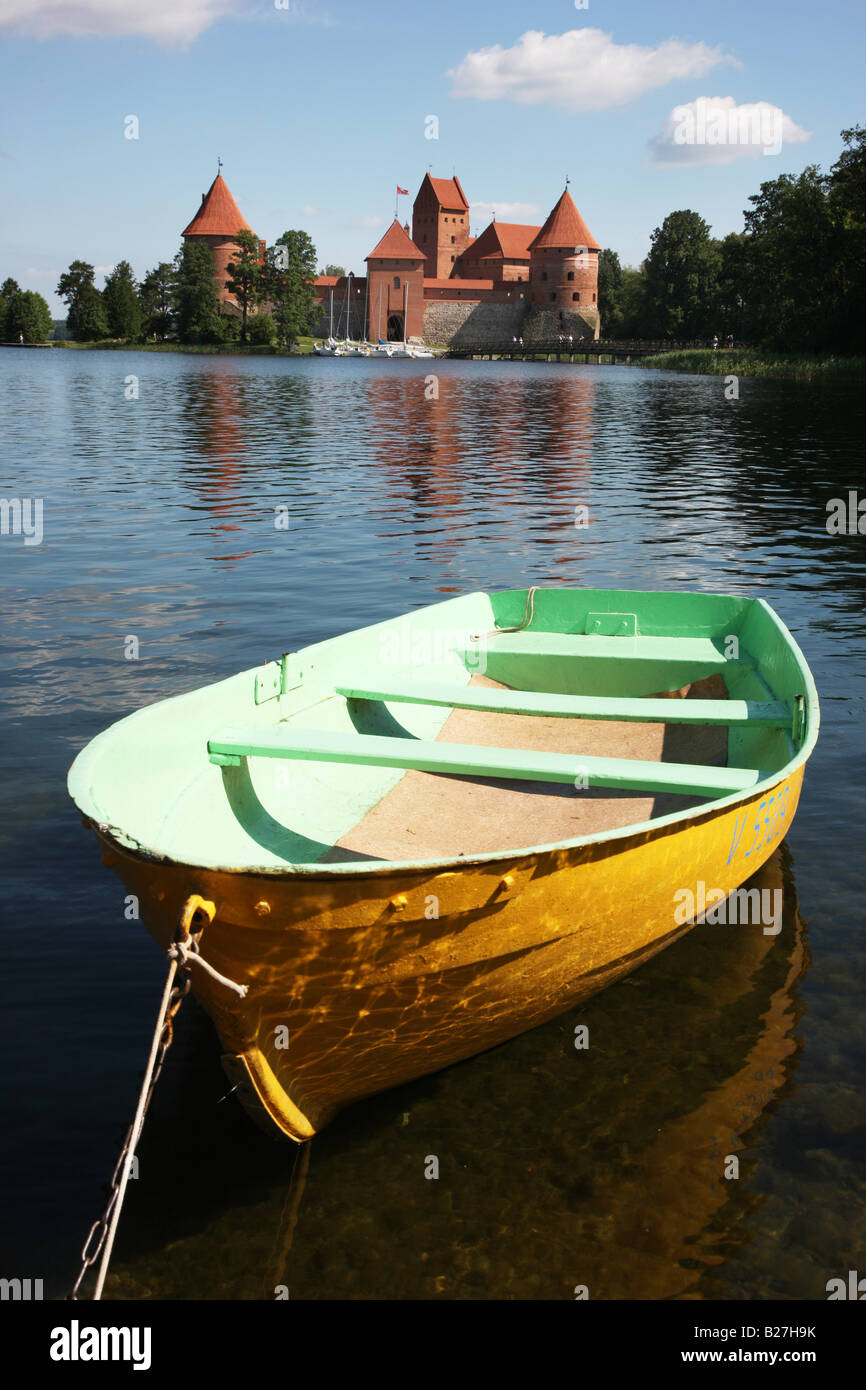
2, 229, 321, 346
598, 126, 865, 351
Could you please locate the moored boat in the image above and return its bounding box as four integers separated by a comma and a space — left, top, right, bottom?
67, 587, 819, 1141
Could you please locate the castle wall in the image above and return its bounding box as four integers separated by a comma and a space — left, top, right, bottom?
422, 298, 528, 346
312, 296, 367, 340
521, 304, 600, 343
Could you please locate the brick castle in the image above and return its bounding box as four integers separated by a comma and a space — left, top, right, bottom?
182, 171, 601, 345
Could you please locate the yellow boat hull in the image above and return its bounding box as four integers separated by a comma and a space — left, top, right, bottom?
93, 763, 803, 1142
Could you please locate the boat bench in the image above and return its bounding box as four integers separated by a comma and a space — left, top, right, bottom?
207, 727, 766, 799
456, 631, 759, 694
335, 678, 792, 729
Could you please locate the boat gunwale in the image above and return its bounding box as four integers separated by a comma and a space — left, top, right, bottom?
71, 594, 820, 879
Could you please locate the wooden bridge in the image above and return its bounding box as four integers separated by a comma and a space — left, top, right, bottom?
445, 340, 704, 363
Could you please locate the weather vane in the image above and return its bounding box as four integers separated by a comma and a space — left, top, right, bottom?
217, 156, 223, 172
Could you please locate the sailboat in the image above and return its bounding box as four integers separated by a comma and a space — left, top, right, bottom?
315, 275, 368, 356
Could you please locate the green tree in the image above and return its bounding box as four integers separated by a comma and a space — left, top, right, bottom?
828, 125, 866, 353
103, 260, 142, 340
715, 232, 750, 344
225, 229, 263, 342
79, 284, 109, 340
139, 262, 177, 339
597, 250, 647, 337
267, 230, 318, 347
618, 267, 647, 338
742, 166, 838, 350
0, 278, 20, 340
57, 261, 109, 341
323, 263, 346, 277
249, 312, 278, 345
5, 289, 53, 342
597, 249, 622, 337
642, 210, 721, 341
175, 240, 221, 344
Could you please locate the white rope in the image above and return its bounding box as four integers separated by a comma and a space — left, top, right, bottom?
471, 585, 539, 642
168, 941, 248, 998
93, 958, 180, 1299
88, 895, 244, 1300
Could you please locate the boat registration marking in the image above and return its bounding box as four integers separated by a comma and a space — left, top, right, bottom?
726, 783, 790, 867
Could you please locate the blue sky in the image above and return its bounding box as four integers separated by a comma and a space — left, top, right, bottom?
1, 0, 863, 313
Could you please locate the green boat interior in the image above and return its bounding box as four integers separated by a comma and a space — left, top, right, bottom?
68, 588, 817, 871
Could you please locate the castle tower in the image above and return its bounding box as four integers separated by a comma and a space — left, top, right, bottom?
365, 220, 425, 342
528, 188, 600, 326
411, 173, 470, 280
182, 172, 260, 308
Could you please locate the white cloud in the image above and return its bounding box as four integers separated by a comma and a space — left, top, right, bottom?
0, 0, 242, 45
94, 264, 115, 277
648, 96, 811, 164
301, 204, 330, 216
25, 267, 60, 277
470, 200, 540, 222
353, 215, 384, 228
448, 28, 738, 112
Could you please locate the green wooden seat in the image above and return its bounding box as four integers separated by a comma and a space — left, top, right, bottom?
207, 727, 766, 800
335, 678, 791, 729
456, 631, 757, 698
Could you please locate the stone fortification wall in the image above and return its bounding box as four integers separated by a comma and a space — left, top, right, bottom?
521, 305, 600, 343
421, 298, 528, 345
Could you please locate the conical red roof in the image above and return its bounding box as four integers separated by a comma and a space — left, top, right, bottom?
365, 219, 424, 261
529, 189, 599, 252
183, 173, 253, 237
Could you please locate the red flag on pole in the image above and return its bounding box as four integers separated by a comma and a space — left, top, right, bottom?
397, 186, 408, 195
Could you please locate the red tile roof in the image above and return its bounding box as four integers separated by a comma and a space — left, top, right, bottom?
366, 219, 425, 261
420, 173, 469, 210
461, 221, 540, 263
529, 189, 599, 252
182, 173, 254, 237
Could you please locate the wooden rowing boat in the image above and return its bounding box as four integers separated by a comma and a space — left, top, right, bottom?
67, 587, 819, 1142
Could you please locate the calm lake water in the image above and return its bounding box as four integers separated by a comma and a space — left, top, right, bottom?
1, 348, 864, 1300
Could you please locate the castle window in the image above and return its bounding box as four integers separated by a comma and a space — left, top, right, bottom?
593, 292, 596, 302
541, 271, 547, 281
550, 292, 555, 302
567, 271, 574, 281
393, 276, 400, 289
572, 292, 579, 302
451, 254, 455, 261
451, 236, 455, 244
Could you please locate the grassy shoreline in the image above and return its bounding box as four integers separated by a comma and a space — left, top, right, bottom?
639, 348, 866, 383
51, 337, 318, 355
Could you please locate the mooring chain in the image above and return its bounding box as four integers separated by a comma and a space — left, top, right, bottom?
69, 894, 244, 1300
